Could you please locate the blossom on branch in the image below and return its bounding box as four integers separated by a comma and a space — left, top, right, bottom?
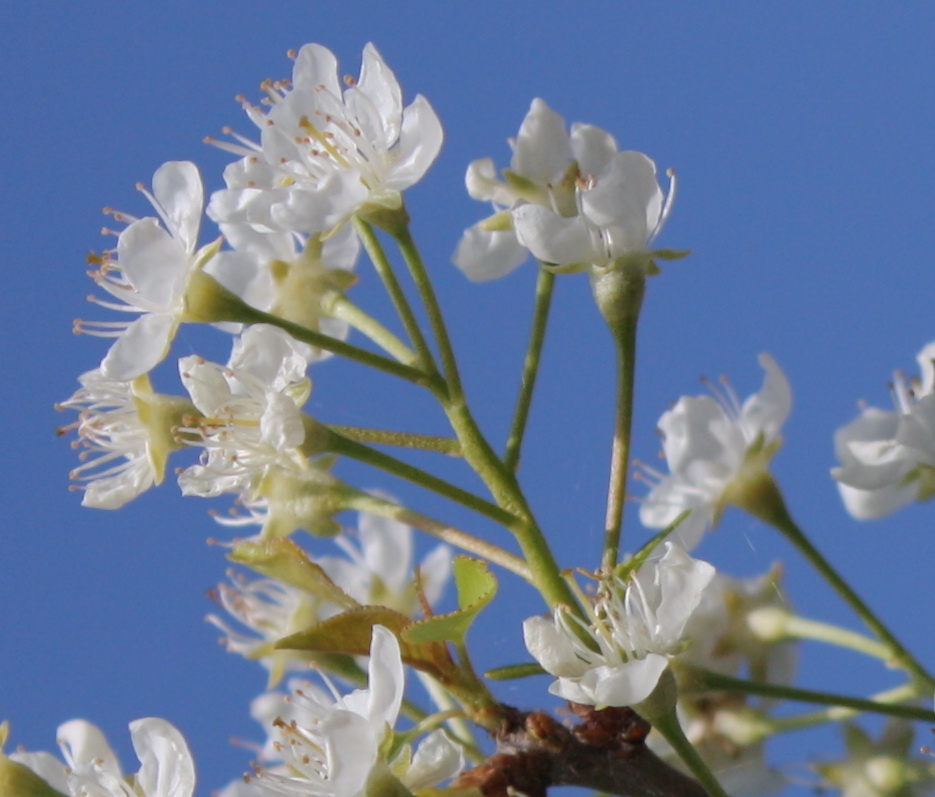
523, 542, 715, 708
511, 149, 676, 275
452, 98, 619, 281
638, 353, 792, 550
243, 625, 463, 797
832, 341, 935, 519
207, 43, 443, 236
77, 161, 226, 381
57, 369, 195, 509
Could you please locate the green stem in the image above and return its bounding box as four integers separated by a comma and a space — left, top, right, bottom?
344, 490, 533, 582
685, 666, 934, 723
393, 224, 465, 401
750, 474, 935, 688
326, 425, 462, 456
504, 268, 555, 472
442, 399, 581, 612
590, 265, 646, 570
238, 304, 428, 384
638, 670, 729, 797
324, 292, 418, 365
392, 223, 578, 612
767, 684, 921, 734
778, 612, 892, 661
326, 430, 518, 528
354, 216, 437, 374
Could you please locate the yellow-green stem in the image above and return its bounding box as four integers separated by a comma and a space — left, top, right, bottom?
749, 474, 935, 689
353, 216, 437, 372
504, 268, 555, 472
685, 666, 934, 723
324, 293, 418, 365
393, 226, 578, 613
637, 670, 729, 797
590, 265, 646, 570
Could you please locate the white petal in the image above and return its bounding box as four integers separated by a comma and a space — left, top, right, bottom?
271, 173, 369, 234
386, 95, 444, 191
358, 508, 412, 591
591, 655, 669, 707
404, 730, 464, 790
260, 392, 305, 450
570, 123, 618, 176
522, 615, 590, 677
101, 313, 176, 381
358, 43, 403, 143
581, 152, 661, 254
151, 161, 204, 251
230, 325, 309, 388
178, 355, 230, 415
292, 43, 341, 95
452, 226, 528, 282
8, 750, 71, 792
130, 717, 196, 797
464, 157, 512, 204
836, 481, 918, 520
365, 626, 404, 729
118, 218, 190, 307
742, 353, 792, 440
512, 204, 594, 266
917, 340, 935, 394
510, 98, 570, 183
82, 461, 154, 510
321, 710, 378, 797
56, 720, 121, 776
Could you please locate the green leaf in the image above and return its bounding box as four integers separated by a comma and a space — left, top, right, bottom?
402, 556, 497, 645
485, 662, 547, 681
228, 537, 358, 609
276, 607, 458, 682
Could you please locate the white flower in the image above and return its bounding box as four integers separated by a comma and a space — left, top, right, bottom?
523, 542, 715, 708
248, 626, 462, 797
57, 370, 193, 509
207, 43, 443, 236
319, 500, 452, 616
510, 149, 675, 274
832, 341, 935, 519
638, 353, 792, 550
452, 98, 619, 281
208, 571, 322, 686
205, 223, 359, 363
176, 325, 312, 500
78, 161, 220, 381
12, 718, 195, 797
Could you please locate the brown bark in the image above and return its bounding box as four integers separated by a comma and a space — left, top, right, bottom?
454, 704, 713, 797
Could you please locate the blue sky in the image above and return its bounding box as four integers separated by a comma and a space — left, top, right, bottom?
4, 2, 935, 794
